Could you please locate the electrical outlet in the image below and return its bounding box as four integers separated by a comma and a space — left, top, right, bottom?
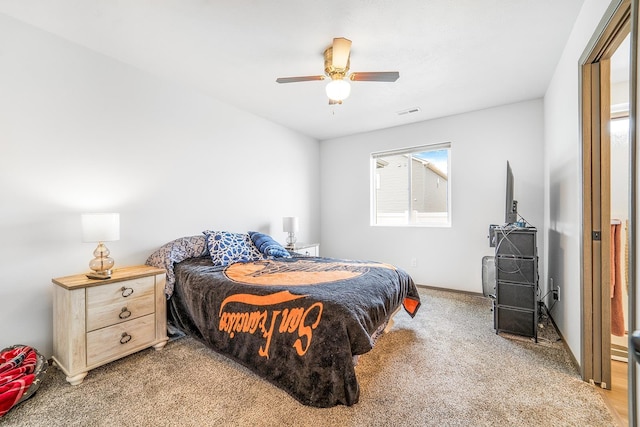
410, 257, 417, 267
550, 278, 559, 301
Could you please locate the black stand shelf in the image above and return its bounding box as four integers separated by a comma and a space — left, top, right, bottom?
492, 227, 538, 342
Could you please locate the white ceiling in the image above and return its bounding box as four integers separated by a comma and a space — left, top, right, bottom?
0, 0, 587, 140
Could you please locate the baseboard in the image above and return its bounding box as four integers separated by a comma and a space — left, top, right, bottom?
542, 302, 580, 372
611, 343, 628, 362
416, 284, 484, 298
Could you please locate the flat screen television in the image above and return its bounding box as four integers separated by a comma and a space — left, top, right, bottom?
505, 161, 518, 224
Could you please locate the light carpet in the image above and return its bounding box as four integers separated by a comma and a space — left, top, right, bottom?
1, 288, 616, 426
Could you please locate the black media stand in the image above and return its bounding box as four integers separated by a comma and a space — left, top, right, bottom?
492, 226, 538, 342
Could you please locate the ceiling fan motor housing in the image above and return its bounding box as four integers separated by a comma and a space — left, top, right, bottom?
324, 46, 349, 80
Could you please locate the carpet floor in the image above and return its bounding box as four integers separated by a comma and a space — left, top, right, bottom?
1, 287, 616, 426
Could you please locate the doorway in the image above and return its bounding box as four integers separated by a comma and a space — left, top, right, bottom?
609, 31, 632, 423
580, 0, 632, 423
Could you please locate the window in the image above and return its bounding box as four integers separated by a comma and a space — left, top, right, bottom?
371, 143, 451, 226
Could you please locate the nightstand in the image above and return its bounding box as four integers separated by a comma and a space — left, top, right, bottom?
52, 265, 168, 385
287, 243, 320, 257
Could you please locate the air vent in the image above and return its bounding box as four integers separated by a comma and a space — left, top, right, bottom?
397, 107, 421, 116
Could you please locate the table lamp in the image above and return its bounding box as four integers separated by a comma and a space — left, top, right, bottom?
282, 216, 299, 249
82, 213, 120, 279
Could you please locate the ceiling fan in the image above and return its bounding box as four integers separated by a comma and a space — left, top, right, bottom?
276, 37, 400, 104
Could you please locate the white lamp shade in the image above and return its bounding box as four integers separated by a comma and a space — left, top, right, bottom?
82, 213, 120, 242
282, 217, 299, 233
325, 79, 351, 101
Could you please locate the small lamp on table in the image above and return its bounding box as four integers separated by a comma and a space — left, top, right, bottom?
82, 213, 120, 280
282, 216, 299, 249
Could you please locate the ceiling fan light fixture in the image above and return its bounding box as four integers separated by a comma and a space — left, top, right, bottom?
326, 79, 351, 101
276, 38, 399, 103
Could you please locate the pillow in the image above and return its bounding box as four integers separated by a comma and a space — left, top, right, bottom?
203, 230, 264, 267
145, 235, 209, 298
248, 231, 291, 258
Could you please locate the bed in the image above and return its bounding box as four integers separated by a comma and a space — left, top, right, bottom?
146, 231, 421, 407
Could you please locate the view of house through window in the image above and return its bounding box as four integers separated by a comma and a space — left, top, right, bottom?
371, 143, 451, 226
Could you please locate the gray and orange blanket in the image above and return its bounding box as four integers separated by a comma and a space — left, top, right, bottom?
169, 256, 421, 407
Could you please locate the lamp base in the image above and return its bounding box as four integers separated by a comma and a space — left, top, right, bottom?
86, 270, 113, 280
87, 242, 115, 280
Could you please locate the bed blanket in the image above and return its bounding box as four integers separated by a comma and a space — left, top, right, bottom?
170, 256, 420, 407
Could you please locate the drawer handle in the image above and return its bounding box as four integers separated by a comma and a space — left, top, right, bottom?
120, 332, 132, 344
121, 287, 134, 297
119, 307, 132, 319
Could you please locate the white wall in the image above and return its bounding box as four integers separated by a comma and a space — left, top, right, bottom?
543, 0, 613, 360
0, 14, 319, 357
320, 99, 544, 293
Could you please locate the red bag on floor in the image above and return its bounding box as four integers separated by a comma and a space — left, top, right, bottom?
0, 346, 38, 417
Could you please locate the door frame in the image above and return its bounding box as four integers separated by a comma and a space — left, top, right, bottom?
580, 0, 636, 422
630, 0, 639, 421
581, 1, 630, 388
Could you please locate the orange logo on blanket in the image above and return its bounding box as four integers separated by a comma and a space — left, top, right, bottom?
218, 291, 323, 359
224, 258, 396, 286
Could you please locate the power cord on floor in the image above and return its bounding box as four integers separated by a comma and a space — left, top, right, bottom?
537, 301, 562, 344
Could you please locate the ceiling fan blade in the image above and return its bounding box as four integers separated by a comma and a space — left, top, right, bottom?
276, 75, 325, 83
350, 71, 400, 82
332, 37, 352, 70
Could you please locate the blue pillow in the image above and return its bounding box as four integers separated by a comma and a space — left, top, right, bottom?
248, 231, 291, 258
203, 231, 264, 266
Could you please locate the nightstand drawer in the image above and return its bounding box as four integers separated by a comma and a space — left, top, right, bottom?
86, 294, 155, 331
86, 313, 156, 366
86, 277, 155, 331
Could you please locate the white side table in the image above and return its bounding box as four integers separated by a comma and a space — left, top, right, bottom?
52, 265, 168, 385
287, 243, 320, 257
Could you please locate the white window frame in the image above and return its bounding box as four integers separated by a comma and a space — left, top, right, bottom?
370, 142, 451, 227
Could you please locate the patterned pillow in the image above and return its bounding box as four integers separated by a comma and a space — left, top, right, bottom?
145, 235, 209, 298
203, 230, 264, 266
